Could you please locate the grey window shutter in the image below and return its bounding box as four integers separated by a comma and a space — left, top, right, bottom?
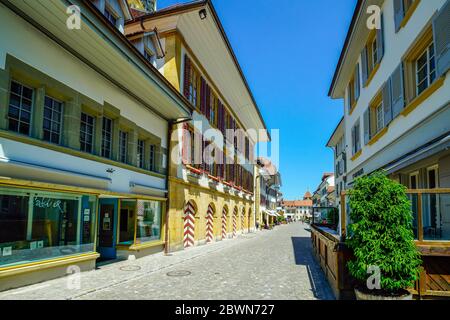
433, 0, 450, 78
393, 0, 404, 32
354, 63, 360, 100
382, 78, 393, 127
377, 13, 385, 63
356, 119, 361, 151
347, 84, 352, 112
391, 63, 405, 119
351, 126, 356, 156
363, 107, 371, 145
361, 47, 369, 86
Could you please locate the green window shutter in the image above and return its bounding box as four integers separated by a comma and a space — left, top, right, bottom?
391, 62, 405, 119
433, 0, 450, 78
363, 107, 371, 145
376, 13, 385, 63
354, 63, 360, 100
393, 0, 404, 32
361, 46, 369, 86
382, 78, 393, 127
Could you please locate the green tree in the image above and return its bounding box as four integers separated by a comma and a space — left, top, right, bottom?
346, 171, 421, 292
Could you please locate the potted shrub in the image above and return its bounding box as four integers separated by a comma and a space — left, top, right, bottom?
346, 172, 422, 300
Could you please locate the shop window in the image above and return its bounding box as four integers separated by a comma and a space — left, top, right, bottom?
0, 187, 96, 268
80, 112, 95, 154
137, 139, 145, 169
43, 96, 63, 144
119, 200, 136, 245
135, 200, 162, 244
8, 81, 33, 136
119, 130, 128, 163
101, 117, 113, 159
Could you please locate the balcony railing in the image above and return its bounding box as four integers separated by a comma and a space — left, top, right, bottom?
339, 188, 450, 243
407, 189, 450, 242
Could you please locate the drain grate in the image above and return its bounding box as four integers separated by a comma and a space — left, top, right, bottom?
119, 265, 141, 272
166, 270, 191, 277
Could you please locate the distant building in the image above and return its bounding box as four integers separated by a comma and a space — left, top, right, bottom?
312, 173, 335, 207
281, 192, 313, 221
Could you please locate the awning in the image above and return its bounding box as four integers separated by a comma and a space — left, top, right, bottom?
264, 210, 279, 217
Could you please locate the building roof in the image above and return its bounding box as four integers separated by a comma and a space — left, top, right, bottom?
125, 0, 269, 140
328, 0, 363, 97
322, 173, 334, 181
281, 200, 313, 208
326, 116, 344, 148
327, 186, 335, 194
303, 191, 312, 199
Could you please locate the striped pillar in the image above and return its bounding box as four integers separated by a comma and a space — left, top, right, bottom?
221, 208, 227, 240
183, 201, 195, 248
232, 209, 237, 238
206, 204, 214, 243
241, 211, 245, 234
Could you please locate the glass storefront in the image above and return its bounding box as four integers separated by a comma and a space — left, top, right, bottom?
117, 199, 163, 246
136, 200, 162, 244
0, 186, 96, 268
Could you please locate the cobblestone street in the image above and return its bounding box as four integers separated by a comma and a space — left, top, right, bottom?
0, 223, 334, 300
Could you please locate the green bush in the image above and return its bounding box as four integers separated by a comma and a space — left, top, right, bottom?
346, 171, 421, 292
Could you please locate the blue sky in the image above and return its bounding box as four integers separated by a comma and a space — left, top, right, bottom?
158, 0, 356, 199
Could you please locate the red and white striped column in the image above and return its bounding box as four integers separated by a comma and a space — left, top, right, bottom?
206, 204, 214, 243
232, 209, 237, 238
221, 208, 227, 240
241, 212, 245, 234
183, 201, 195, 248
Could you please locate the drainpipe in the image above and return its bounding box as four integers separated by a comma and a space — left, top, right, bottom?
164, 117, 191, 255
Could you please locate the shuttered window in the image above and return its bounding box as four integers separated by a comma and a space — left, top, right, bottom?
351, 120, 361, 156
416, 43, 436, 95
433, 0, 450, 78
394, 0, 419, 32
391, 63, 405, 118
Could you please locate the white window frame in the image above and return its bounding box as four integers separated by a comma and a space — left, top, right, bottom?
415, 42, 436, 96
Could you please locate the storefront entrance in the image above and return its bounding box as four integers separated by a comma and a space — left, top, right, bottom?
97, 199, 118, 260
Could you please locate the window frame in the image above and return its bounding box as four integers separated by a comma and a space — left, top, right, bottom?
101, 117, 113, 159
415, 42, 436, 96
80, 112, 95, 154
8, 80, 34, 136
43, 95, 63, 145
118, 130, 128, 164
137, 139, 145, 169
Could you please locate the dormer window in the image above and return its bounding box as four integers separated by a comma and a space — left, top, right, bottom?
144, 47, 155, 65
104, 7, 118, 27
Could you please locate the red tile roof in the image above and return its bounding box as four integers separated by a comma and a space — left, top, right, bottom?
281, 200, 313, 208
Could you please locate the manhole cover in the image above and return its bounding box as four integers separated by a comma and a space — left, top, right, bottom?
166, 270, 191, 277
119, 265, 141, 272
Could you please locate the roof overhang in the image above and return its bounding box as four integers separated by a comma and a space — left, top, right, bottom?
125, 0, 270, 141
328, 0, 384, 99
1, 0, 192, 121
326, 117, 344, 148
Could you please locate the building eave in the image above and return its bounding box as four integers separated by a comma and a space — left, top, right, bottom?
126, 0, 270, 140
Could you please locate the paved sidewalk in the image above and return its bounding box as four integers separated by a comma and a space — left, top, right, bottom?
0, 222, 334, 300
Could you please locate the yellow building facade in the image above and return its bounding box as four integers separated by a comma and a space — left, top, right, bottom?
125, 1, 269, 252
